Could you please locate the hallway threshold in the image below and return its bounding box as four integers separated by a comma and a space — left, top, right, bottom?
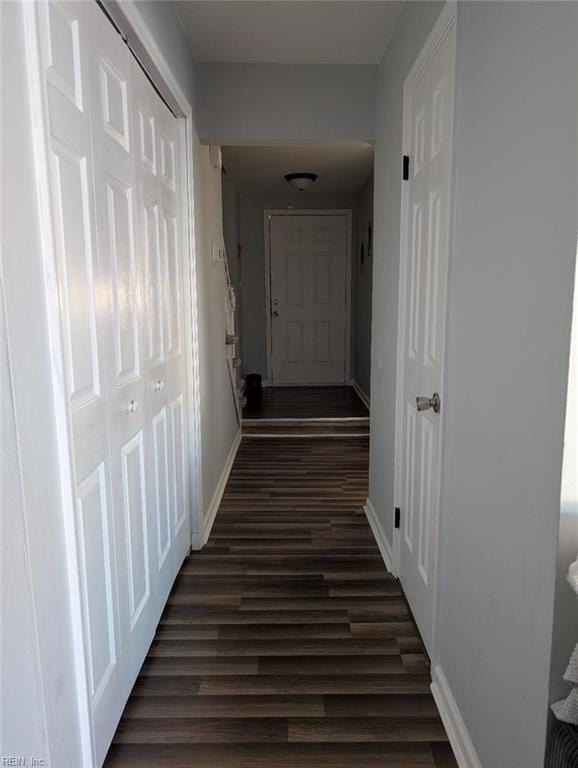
105, 437, 456, 768
242, 385, 369, 420
242, 417, 369, 438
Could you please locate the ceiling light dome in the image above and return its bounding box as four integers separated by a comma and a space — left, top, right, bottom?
284, 172, 318, 191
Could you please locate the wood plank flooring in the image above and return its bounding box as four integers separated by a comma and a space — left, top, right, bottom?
242, 418, 370, 438
105, 437, 456, 768
242, 386, 369, 419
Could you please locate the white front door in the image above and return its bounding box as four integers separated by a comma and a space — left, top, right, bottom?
269, 214, 349, 385
36, 1, 192, 762
397, 8, 456, 654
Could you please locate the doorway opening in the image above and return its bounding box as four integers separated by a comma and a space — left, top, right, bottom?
220, 143, 374, 427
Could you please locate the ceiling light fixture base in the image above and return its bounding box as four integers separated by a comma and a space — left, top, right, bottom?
284, 172, 318, 191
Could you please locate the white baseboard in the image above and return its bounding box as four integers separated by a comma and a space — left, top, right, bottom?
352, 380, 370, 410
364, 498, 393, 572
190, 531, 203, 550
199, 429, 241, 547
431, 664, 481, 768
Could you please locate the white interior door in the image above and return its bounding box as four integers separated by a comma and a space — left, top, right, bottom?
397, 10, 456, 655
36, 1, 192, 763
269, 214, 349, 385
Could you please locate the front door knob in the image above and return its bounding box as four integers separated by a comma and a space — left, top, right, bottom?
416, 392, 441, 414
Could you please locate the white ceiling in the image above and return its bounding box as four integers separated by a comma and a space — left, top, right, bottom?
175, 1, 404, 65
221, 143, 374, 194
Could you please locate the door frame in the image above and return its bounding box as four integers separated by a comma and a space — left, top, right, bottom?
392, 2, 457, 659
263, 209, 352, 386
23, 1, 203, 763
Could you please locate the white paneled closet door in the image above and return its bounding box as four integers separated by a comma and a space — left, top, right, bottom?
36, 1, 192, 763
397, 10, 455, 656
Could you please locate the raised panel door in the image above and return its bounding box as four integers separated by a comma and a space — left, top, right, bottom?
398, 14, 455, 655
270, 215, 348, 384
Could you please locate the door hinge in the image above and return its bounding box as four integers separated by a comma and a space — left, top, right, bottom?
402, 156, 410, 181
394, 507, 401, 529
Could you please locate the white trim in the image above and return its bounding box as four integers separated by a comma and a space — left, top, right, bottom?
352, 380, 371, 410
392, 1, 457, 648
193, 430, 242, 548
364, 499, 394, 573
431, 665, 482, 768
264, 209, 352, 386
107, 1, 190, 118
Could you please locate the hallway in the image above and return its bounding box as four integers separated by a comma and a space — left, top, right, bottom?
105, 437, 456, 767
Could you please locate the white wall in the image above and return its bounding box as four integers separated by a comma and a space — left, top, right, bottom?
196, 63, 377, 145
549, 245, 578, 706
133, 0, 196, 101
370, 2, 577, 765
222, 177, 242, 300
1, 290, 50, 763
436, 4, 577, 765
353, 173, 374, 399
193, 141, 240, 510
235, 190, 357, 379
222, 176, 243, 359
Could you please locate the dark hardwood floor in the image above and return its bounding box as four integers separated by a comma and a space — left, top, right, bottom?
242, 385, 369, 419
105, 437, 456, 768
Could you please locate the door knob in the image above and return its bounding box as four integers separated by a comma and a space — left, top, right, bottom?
416, 392, 441, 414
126, 399, 139, 414
272, 310, 279, 317
154, 380, 165, 391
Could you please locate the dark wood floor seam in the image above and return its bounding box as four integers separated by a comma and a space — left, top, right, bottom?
105, 436, 457, 768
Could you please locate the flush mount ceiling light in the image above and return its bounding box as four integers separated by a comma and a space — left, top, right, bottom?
284, 172, 318, 191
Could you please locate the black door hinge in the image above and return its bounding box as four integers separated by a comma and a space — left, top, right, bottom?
394, 507, 401, 529
402, 155, 410, 181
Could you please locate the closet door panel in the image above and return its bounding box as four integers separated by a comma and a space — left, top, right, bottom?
85, 0, 154, 701
38, 3, 124, 762
131, 55, 174, 620
158, 96, 191, 569
38, 2, 193, 761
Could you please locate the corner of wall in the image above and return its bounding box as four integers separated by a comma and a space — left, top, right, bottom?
192, 139, 241, 531
197, 428, 242, 548
364, 498, 393, 572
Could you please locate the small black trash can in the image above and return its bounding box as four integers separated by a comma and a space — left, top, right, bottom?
245, 373, 262, 401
